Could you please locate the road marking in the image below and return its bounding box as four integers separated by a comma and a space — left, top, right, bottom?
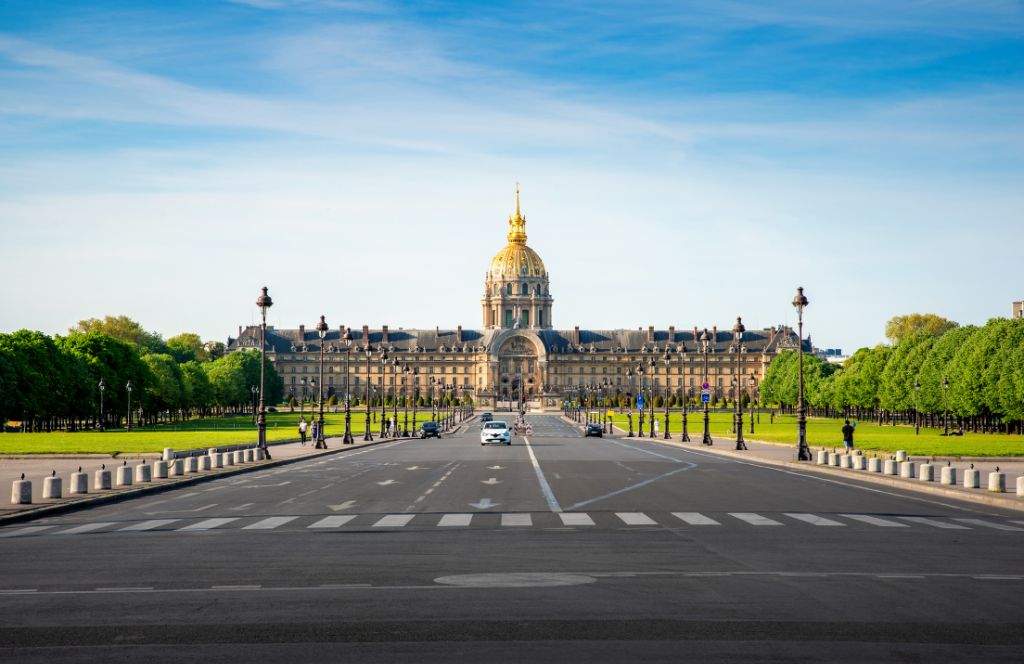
898, 516, 971, 530
953, 518, 1024, 531
376, 480, 398, 486
95, 587, 154, 592
54, 522, 117, 535
469, 498, 499, 510
118, 519, 180, 532
481, 478, 502, 485
228, 503, 254, 511
523, 436, 562, 513
784, 513, 845, 527
308, 515, 356, 528
487, 465, 504, 470
177, 518, 238, 531
438, 514, 473, 527
373, 514, 415, 528
564, 465, 696, 511
672, 512, 720, 526
559, 513, 595, 526
211, 585, 261, 590
243, 516, 299, 530
729, 513, 783, 526
0, 526, 54, 538
616, 512, 657, 526
840, 514, 908, 528
501, 513, 532, 527
328, 501, 357, 511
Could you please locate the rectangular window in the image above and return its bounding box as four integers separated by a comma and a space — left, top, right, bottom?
504, 310, 513, 327
521, 310, 529, 327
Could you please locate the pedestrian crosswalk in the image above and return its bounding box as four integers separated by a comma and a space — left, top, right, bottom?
2, 511, 1022, 538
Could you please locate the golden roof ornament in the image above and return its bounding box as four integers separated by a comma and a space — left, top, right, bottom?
507, 182, 527, 245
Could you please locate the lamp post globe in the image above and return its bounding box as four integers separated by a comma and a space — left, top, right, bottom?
342, 327, 355, 444
732, 316, 747, 450
254, 286, 273, 459
792, 287, 811, 461
315, 315, 329, 449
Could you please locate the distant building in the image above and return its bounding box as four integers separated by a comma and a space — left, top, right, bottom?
1014, 301, 1023, 319
814, 347, 848, 365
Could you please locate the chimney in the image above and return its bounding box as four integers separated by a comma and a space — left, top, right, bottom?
299, 324, 305, 339
693, 326, 699, 341
338, 325, 345, 334
238, 326, 242, 336
382, 325, 389, 343
647, 325, 655, 342
362, 325, 369, 343
572, 326, 580, 345
668, 325, 675, 340
456, 325, 463, 343
712, 326, 718, 343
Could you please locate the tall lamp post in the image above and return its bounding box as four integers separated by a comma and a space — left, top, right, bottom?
914, 380, 921, 435
363, 344, 375, 441
411, 369, 420, 434
379, 350, 389, 437
662, 350, 672, 439
342, 328, 354, 444
626, 368, 635, 436
732, 317, 747, 450
678, 344, 690, 442
648, 358, 656, 438
636, 363, 646, 437
251, 385, 258, 425
700, 328, 712, 446
942, 376, 950, 436
391, 357, 400, 435
793, 287, 811, 461
126, 380, 133, 432
402, 364, 411, 436
315, 315, 328, 449
255, 286, 273, 459
98, 378, 106, 432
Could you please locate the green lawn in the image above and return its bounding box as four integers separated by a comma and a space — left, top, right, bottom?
597, 411, 1024, 458
0, 407, 441, 455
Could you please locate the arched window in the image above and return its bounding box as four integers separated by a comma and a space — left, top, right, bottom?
506, 283, 512, 295
521, 283, 528, 295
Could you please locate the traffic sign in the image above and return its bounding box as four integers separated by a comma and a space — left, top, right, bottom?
702, 382, 710, 390
701, 392, 711, 403
637, 395, 645, 409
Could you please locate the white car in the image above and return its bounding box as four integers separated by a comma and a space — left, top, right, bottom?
480, 421, 512, 445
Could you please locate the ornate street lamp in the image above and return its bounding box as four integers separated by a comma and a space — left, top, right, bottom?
299, 377, 307, 421
662, 349, 672, 440
98, 378, 106, 432
430, 377, 438, 422
636, 363, 646, 437
733, 316, 747, 450
363, 343, 375, 441
315, 315, 329, 449
412, 368, 420, 434
942, 376, 950, 436
403, 363, 411, 437
793, 287, 811, 461
255, 286, 273, 459
678, 344, 690, 442
379, 349, 389, 437
342, 328, 355, 444
648, 358, 656, 438
126, 380, 133, 432
626, 368, 635, 437
391, 356, 400, 436
914, 379, 921, 435
700, 328, 713, 446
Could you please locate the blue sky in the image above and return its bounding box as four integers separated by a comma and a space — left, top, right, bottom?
1, 1, 1022, 352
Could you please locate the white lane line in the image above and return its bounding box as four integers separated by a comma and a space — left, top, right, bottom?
564, 465, 696, 511
95, 587, 154, 592
437, 514, 473, 527
953, 518, 1024, 531
784, 513, 845, 527
840, 514, 908, 528
559, 513, 595, 526
501, 513, 532, 527
672, 512, 720, 526
729, 513, 783, 526
372, 514, 415, 528
53, 522, 117, 535
118, 519, 180, 532
211, 585, 261, 590
616, 512, 657, 526
177, 518, 239, 531
898, 516, 971, 530
243, 516, 299, 530
0, 526, 54, 538
308, 515, 356, 528
523, 436, 562, 513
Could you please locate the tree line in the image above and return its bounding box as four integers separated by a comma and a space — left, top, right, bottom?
0, 315, 283, 432
760, 314, 1024, 433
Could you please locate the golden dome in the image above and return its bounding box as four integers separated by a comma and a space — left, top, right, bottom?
489, 185, 546, 279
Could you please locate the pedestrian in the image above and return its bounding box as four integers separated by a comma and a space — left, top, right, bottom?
842, 419, 855, 451
298, 417, 308, 445
310, 420, 318, 443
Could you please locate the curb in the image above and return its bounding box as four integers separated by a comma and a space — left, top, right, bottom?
0, 436, 404, 527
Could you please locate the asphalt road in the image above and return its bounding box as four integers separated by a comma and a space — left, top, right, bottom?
1, 414, 1022, 662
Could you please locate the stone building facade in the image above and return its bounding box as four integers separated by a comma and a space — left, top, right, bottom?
227, 188, 804, 409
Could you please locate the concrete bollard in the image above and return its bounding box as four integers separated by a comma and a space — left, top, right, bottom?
154, 460, 168, 479
135, 462, 152, 483
199, 455, 212, 471
852, 455, 865, 471
70, 471, 88, 494
43, 475, 62, 499
816, 450, 829, 465
1017, 476, 1024, 497
964, 468, 980, 489
895, 450, 907, 462
211, 452, 223, 468
208, 447, 219, 458
840, 454, 852, 469
115, 465, 133, 487
988, 472, 1005, 493
224, 452, 235, 466
941, 466, 957, 485
830, 453, 840, 467
234, 451, 245, 465
244, 449, 254, 463
11, 477, 31, 504
254, 447, 264, 461
163, 448, 175, 462
919, 463, 934, 482
167, 459, 183, 477
868, 457, 882, 473
899, 461, 915, 479
94, 467, 112, 490
185, 456, 198, 473
884, 459, 897, 475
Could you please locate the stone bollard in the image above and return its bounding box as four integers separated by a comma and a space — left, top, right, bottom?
211, 452, 223, 468
868, 457, 882, 473
840, 454, 852, 469
1017, 476, 1024, 497
941, 465, 957, 485
135, 461, 152, 483
224, 451, 235, 466
70, 470, 88, 494
895, 450, 907, 462
899, 461, 915, 479
830, 453, 840, 467
919, 463, 934, 482
11, 476, 32, 504
244, 449, 254, 463
163, 448, 175, 462
964, 468, 980, 489
43, 474, 62, 499
254, 448, 264, 461
234, 451, 245, 465
168, 459, 184, 477
852, 455, 865, 471
94, 466, 112, 490
816, 450, 829, 465
988, 471, 1005, 493
116, 464, 133, 487
208, 447, 219, 458
199, 455, 212, 471
884, 459, 898, 475
185, 456, 198, 473
154, 460, 168, 479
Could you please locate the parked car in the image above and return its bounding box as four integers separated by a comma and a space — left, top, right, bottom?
419, 421, 441, 439
480, 421, 512, 445
480, 412, 494, 423
584, 423, 603, 438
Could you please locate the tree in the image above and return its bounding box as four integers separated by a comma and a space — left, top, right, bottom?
946, 319, 1013, 417
916, 326, 978, 414
71, 315, 168, 355
167, 333, 210, 363
884, 314, 958, 344
878, 332, 936, 412
57, 331, 151, 426
180, 361, 214, 414
142, 354, 185, 416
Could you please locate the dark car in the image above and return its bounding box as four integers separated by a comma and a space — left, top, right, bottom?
480, 412, 494, 423
584, 423, 603, 438
419, 421, 441, 439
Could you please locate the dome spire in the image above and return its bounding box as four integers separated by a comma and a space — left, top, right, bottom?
508, 182, 527, 244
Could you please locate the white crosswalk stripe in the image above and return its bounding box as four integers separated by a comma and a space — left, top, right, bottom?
118, 519, 180, 532
785, 513, 845, 527
898, 517, 970, 530
438, 514, 473, 527
501, 513, 532, 527
729, 513, 783, 526
177, 518, 238, 531
54, 522, 117, 535
672, 512, 720, 526
616, 512, 657, 526
559, 513, 595, 526
243, 517, 299, 530
0, 525, 54, 538
308, 516, 356, 529
953, 518, 1024, 531
373, 514, 415, 528
840, 514, 908, 528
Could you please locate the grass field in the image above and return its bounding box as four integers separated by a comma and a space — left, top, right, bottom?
598, 411, 1024, 458
0, 407, 444, 455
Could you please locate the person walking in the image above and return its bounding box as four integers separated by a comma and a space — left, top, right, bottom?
842, 419, 855, 451
298, 417, 308, 445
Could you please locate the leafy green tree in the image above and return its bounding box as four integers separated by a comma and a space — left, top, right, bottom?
833, 345, 891, 410
57, 331, 150, 424
180, 361, 214, 414
203, 350, 282, 410
142, 354, 185, 415
916, 326, 978, 414
878, 332, 936, 412
71, 315, 168, 355
946, 319, 1013, 417
167, 333, 209, 363
884, 314, 958, 344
